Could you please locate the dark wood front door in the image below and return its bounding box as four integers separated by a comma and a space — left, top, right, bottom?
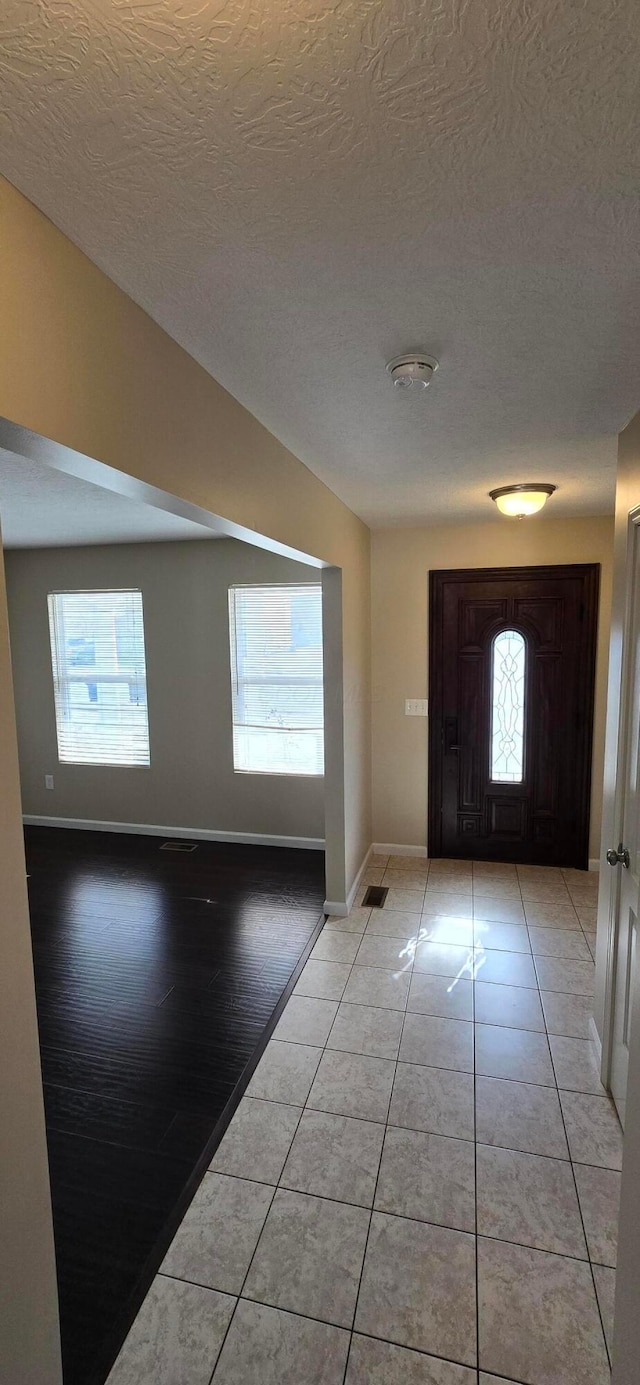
428, 564, 599, 867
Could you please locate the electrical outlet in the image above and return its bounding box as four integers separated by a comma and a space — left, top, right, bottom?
405, 699, 428, 717
45, 774, 54, 790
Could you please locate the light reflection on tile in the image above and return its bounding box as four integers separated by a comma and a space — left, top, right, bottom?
425, 875, 473, 896
122, 850, 613, 1385
422, 890, 474, 917
473, 878, 522, 899
473, 897, 526, 926
474, 949, 537, 989
473, 920, 531, 952
414, 941, 478, 981
419, 916, 475, 948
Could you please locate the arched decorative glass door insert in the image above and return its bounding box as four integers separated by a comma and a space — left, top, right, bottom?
490, 629, 526, 783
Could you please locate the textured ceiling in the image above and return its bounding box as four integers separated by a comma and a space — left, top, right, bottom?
0, 450, 215, 547
1, 1, 639, 525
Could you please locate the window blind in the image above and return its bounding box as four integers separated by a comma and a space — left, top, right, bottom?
229, 584, 324, 776
47, 590, 150, 767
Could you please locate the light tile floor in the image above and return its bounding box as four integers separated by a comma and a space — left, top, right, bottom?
107, 858, 619, 1385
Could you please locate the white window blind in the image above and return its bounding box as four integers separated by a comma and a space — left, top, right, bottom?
47, 590, 150, 766
229, 584, 324, 776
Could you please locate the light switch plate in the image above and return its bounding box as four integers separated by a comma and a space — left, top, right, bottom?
45, 774, 54, 790
405, 699, 428, 717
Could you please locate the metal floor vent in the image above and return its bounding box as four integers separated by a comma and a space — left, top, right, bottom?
362, 885, 388, 908
160, 840, 198, 853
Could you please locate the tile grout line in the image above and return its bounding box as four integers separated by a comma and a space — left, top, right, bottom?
338, 863, 423, 1384
551, 1035, 614, 1371
211, 904, 419, 1379
206, 940, 364, 1382
524, 867, 611, 1373
168, 861, 601, 1383
166, 1174, 609, 1265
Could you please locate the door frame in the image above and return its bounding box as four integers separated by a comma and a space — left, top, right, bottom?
428, 563, 600, 862
600, 507, 640, 1090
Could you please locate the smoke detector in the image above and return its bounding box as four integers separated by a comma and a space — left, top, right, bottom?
386, 353, 439, 392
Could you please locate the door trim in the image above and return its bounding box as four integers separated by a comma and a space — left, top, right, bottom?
428, 563, 600, 862
601, 507, 640, 1090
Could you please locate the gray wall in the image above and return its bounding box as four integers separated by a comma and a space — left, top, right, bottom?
5, 539, 324, 841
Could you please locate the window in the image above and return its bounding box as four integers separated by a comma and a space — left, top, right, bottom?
229, 584, 324, 775
47, 590, 150, 766
490, 628, 526, 783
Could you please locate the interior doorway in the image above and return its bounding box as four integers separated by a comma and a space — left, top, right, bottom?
428, 564, 600, 866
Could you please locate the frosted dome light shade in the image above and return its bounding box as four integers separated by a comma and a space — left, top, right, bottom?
490, 484, 556, 518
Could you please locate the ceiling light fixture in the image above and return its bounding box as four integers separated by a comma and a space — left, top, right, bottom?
489, 482, 557, 519
386, 353, 439, 392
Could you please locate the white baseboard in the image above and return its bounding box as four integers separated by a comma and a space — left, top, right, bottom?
376, 841, 601, 872
324, 843, 373, 917
373, 842, 429, 859
22, 815, 324, 852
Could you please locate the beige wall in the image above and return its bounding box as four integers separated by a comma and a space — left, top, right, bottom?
371, 514, 615, 860
0, 174, 371, 897
0, 536, 62, 1385
5, 538, 324, 841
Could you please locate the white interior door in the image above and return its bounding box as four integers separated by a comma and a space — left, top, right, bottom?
609, 509, 640, 1125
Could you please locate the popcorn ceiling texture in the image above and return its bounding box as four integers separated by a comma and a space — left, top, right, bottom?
1, 0, 639, 523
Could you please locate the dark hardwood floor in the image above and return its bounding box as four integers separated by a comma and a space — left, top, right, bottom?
25, 826, 326, 1385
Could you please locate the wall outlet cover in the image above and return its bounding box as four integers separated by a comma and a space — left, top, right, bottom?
45, 774, 54, 790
